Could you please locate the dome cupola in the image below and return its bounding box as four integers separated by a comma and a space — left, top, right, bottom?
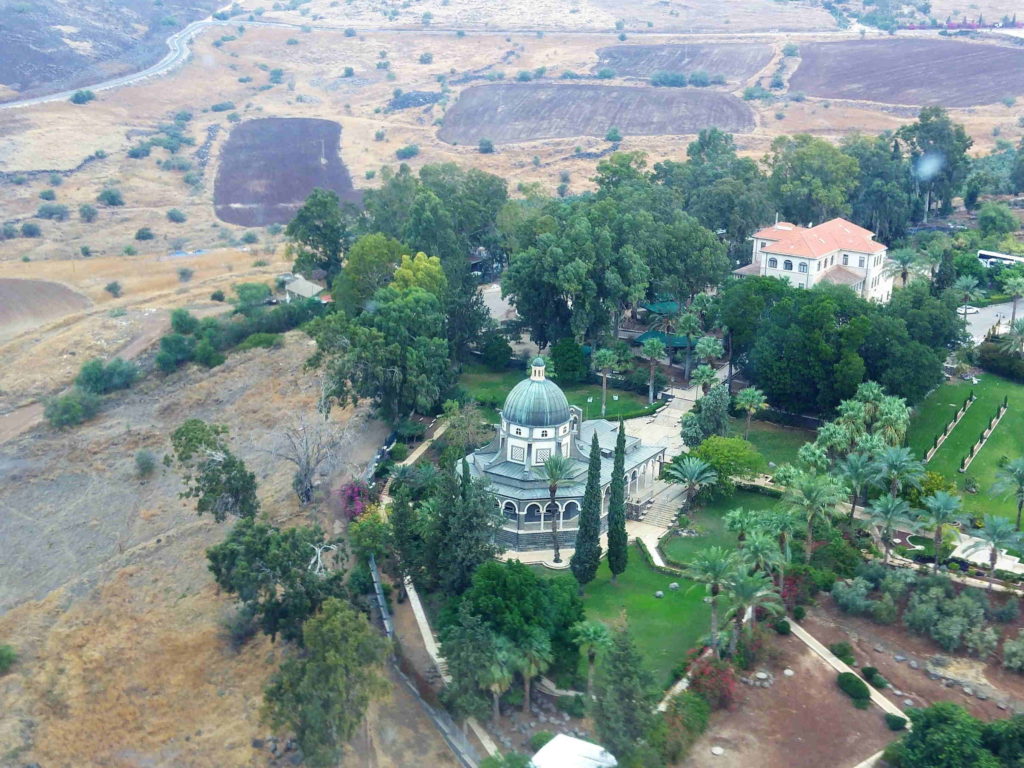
501, 358, 571, 428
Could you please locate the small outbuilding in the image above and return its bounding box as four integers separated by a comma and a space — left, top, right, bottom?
284, 275, 324, 301
530, 734, 617, 768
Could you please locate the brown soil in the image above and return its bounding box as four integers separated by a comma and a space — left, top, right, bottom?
438, 83, 755, 145
685, 633, 896, 768
595, 43, 774, 81
214, 117, 360, 227
0, 277, 91, 342
803, 596, 1024, 720
789, 39, 1024, 107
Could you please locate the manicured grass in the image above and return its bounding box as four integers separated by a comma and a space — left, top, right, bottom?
730, 418, 813, 466
460, 364, 659, 423
908, 374, 1024, 521
661, 490, 783, 566
539, 544, 711, 687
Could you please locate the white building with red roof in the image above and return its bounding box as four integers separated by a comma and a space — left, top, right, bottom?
733, 217, 894, 302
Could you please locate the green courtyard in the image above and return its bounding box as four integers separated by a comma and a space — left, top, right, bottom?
661, 489, 784, 566
540, 544, 711, 687
908, 373, 1024, 520
729, 418, 812, 466
460, 363, 662, 423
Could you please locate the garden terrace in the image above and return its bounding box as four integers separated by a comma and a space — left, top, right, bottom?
908, 375, 1024, 521
661, 489, 784, 567
728, 418, 813, 467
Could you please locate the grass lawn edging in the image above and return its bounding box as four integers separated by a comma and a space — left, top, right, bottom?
959, 400, 1009, 472
924, 391, 976, 463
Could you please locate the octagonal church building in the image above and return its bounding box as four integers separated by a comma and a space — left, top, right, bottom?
465, 358, 667, 553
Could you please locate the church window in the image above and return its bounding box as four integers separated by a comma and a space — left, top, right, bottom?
514, 428, 522, 436
511, 446, 525, 461
536, 448, 551, 462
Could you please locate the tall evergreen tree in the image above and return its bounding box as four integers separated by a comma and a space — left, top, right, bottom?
607, 421, 628, 583
570, 433, 603, 594
432, 461, 504, 595
590, 624, 660, 766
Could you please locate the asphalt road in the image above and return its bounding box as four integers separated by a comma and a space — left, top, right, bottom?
967, 301, 1016, 342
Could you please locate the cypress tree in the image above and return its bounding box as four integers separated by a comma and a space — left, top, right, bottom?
607, 421, 628, 583
570, 432, 602, 594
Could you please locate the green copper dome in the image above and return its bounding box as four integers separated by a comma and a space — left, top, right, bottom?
502, 360, 570, 427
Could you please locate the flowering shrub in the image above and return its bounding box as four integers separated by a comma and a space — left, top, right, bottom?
688, 657, 737, 710
339, 481, 373, 520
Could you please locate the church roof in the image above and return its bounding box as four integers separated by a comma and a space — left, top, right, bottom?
502, 362, 571, 427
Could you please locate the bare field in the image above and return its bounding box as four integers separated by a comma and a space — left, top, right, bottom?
214, 117, 359, 227
686, 634, 895, 768
438, 83, 755, 144
595, 43, 774, 81
0, 278, 90, 342
789, 38, 1024, 107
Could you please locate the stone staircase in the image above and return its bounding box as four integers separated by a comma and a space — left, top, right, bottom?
633, 481, 686, 529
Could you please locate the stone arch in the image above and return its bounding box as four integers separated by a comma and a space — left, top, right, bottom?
524, 503, 542, 524
563, 500, 580, 521
502, 500, 519, 523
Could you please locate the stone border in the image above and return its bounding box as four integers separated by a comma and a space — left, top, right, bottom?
924, 392, 976, 463
959, 402, 1008, 472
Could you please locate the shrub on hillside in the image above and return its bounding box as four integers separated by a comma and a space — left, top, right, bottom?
79, 204, 98, 222
104, 281, 122, 298
156, 333, 196, 372
70, 89, 95, 104
171, 308, 200, 335
0, 645, 16, 674
75, 357, 138, 394
395, 144, 420, 160
37, 203, 69, 220
97, 188, 124, 206
135, 449, 157, 478
44, 388, 101, 429
167, 208, 187, 223
21, 222, 41, 237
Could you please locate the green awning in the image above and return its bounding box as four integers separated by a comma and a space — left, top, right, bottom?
634, 330, 691, 348
639, 300, 680, 315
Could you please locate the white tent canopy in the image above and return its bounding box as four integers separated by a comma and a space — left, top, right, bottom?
530, 734, 617, 768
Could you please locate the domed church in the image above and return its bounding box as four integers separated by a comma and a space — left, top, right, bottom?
465, 358, 668, 553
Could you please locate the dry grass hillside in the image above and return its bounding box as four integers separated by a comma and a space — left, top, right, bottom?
0, 332, 456, 767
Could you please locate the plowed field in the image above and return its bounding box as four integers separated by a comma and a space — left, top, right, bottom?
595, 43, 773, 82
213, 117, 359, 227
438, 84, 755, 145
0, 278, 89, 342
788, 39, 1024, 107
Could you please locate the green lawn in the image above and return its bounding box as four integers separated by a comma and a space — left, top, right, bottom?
730, 418, 813, 466
661, 490, 783, 566
539, 544, 710, 687
908, 374, 1024, 521
460, 364, 659, 423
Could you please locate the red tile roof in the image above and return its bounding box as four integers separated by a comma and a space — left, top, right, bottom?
753, 218, 885, 260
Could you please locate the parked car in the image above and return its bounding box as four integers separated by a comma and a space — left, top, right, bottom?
960, 305, 980, 315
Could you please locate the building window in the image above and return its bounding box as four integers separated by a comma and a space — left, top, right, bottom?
859, 256, 865, 268
768, 257, 777, 269
798, 262, 808, 273
535, 448, 551, 463
817, 261, 822, 271
783, 260, 793, 271
511, 446, 525, 461
514, 428, 522, 436
843, 254, 849, 266
503, 501, 518, 521
562, 501, 580, 520
540, 430, 548, 438
524, 503, 542, 522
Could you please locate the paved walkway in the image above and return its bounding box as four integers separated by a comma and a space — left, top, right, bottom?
789, 620, 907, 720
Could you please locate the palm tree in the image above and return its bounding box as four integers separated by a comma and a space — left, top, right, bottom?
997, 318, 1024, 359
964, 515, 1023, 589
518, 627, 553, 713
882, 247, 918, 288
664, 455, 718, 510
483, 636, 515, 723
724, 507, 759, 548
837, 451, 874, 520
762, 508, 801, 592
871, 445, 925, 497
866, 494, 915, 564
684, 546, 743, 651
592, 348, 618, 418
994, 457, 1024, 530
734, 386, 767, 440
641, 337, 667, 405
541, 455, 575, 564
784, 472, 845, 553
694, 335, 724, 366
675, 312, 702, 381
743, 530, 785, 579
691, 364, 717, 395
571, 620, 611, 700
915, 243, 944, 285
918, 491, 965, 572
951, 275, 982, 332
723, 571, 783, 656
1005, 275, 1024, 327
